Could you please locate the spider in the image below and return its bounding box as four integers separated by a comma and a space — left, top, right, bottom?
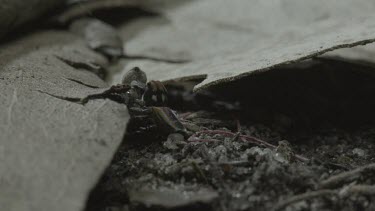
81, 67, 187, 136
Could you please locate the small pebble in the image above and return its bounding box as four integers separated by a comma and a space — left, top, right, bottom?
273, 140, 293, 164
183, 122, 201, 132
163, 133, 186, 150
352, 148, 365, 157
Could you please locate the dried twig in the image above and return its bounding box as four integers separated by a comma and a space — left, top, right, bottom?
345, 185, 375, 196
191, 161, 209, 184
188, 129, 310, 162
179, 112, 194, 120
272, 189, 337, 211
235, 119, 241, 132
231, 132, 241, 142
188, 138, 221, 143
273, 183, 375, 211
319, 163, 375, 189
195, 130, 276, 148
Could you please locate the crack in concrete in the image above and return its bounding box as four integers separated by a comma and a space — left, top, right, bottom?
64, 78, 100, 88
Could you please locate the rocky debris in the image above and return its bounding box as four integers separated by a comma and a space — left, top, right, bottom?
85, 109, 375, 211
352, 148, 366, 157
163, 133, 186, 150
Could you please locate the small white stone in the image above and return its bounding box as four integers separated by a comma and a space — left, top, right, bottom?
352, 148, 365, 157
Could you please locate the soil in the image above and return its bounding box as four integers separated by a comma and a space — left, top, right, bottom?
84, 71, 375, 211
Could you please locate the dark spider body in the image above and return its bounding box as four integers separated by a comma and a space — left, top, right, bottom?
81, 67, 186, 136
143, 80, 168, 107
120, 68, 186, 136
80, 67, 186, 135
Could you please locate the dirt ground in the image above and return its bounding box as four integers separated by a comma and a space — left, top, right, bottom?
84, 64, 375, 211
85, 113, 375, 211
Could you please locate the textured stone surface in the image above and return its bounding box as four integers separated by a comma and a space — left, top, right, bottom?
110, 0, 375, 91
0, 31, 128, 211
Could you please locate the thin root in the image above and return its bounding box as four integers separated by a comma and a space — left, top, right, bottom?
272, 189, 337, 211
319, 163, 375, 189
345, 185, 375, 196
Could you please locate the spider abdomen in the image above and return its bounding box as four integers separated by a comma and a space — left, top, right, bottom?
143, 80, 168, 106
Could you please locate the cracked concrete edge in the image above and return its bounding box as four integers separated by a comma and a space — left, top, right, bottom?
193, 39, 375, 92
112, 0, 375, 93
0, 30, 129, 211
134, 38, 375, 92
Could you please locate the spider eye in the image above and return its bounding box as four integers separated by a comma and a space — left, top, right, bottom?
143, 80, 168, 106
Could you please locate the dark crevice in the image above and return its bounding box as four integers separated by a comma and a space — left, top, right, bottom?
51, 4, 160, 27
36, 90, 82, 104
79, 85, 129, 105
121, 54, 191, 64
65, 78, 100, 88
55, 55, 101, 70
204, 59, 375, 131
85, 6, 159, 27
55, 55, 107, 79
